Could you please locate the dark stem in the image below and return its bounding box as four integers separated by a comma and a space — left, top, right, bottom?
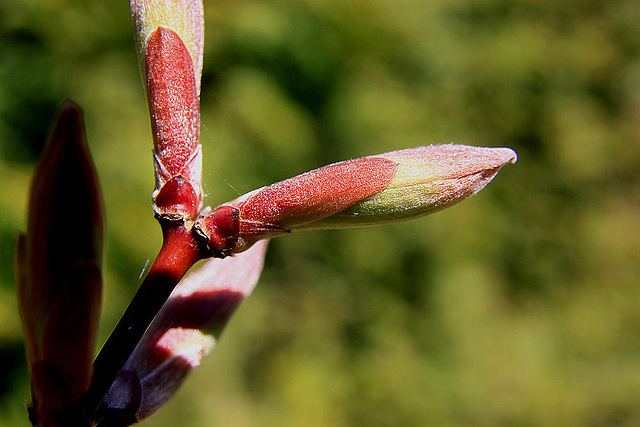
82, 224, 203, 421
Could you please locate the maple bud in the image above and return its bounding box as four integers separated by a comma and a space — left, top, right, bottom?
195, 145, 517, 256
130, 0, 204, 223
16, 100, 104, 425
101, 241, 268, 421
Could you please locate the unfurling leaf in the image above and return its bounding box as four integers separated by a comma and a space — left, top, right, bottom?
101, 241, 268, 422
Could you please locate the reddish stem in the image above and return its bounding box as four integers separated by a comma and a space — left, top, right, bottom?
83, 224, 203, 420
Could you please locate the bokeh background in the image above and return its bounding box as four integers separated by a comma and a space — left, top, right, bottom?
1, 0, 639, 425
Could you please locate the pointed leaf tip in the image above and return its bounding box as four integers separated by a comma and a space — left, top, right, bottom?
131, 0, 204, 94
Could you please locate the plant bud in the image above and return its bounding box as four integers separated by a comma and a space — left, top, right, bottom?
195, 144, 516, 255
16, 100, 104, 424
131, 0, 205, 223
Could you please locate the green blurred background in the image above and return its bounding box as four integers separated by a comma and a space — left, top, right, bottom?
1, 0, 639, 425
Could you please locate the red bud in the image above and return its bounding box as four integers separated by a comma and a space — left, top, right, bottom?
193, 206, 241, 258
153, 176, 199, 221
146, 27, 199, 177
17, 100, 104, 425
145, 26, 203, 223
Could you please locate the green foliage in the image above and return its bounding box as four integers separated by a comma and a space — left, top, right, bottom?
1, 0, 639, 425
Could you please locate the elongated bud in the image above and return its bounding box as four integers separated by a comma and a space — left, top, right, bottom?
131, 0, 204, 223
195, 144, 516, 256
305, 144, 518, 228
101, 241, 268, 422
17, 100, 104, 425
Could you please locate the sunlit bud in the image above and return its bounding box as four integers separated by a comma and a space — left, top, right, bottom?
101, 241, 268, 422
195, 145, 516, 256
303, 144, 518, 229
130, 0, 204, 223
153, 175, 200, 222
16, 100, 104, 425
